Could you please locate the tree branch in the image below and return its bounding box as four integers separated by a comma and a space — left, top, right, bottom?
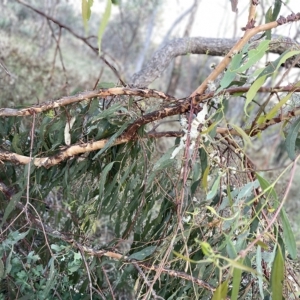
0, 87, 175, 117
131, 34, 299, 88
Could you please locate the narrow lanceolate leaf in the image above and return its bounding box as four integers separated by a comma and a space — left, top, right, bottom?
82, 0, 93, 32
245, 76, 266, 114
216, 52, 243, 93
64, 116, 76, 146
98, 162, 115, 200
256, 246, 264, 299
230, 123, 251, 147
280, 209, 297, 259
284, 117, 300, 160
0, 191, 23, 228
206, 173, 221, 200
98, 0, 112, 54
271, 246, 284, 300
0, 259, 4, 279
212, 280, 229, 300
129, 246, 156, 260
256, 173, 278, 201
258, 92, 293, 124
272, 0, 282, 21
245, 50, 300, 114
265, 6, 273, 40
231, 260, 243, 300
236, 40, 270, 73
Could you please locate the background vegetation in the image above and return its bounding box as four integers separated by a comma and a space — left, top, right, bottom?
0, 0, 299, 299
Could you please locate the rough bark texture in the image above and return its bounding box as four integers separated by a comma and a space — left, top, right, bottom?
130, 35, 298, 88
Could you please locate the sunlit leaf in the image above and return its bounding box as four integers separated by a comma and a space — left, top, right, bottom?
98, 0, 112, 54
236, 40, 270, 73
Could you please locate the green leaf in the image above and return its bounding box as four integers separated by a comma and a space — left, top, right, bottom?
212, 280, 229, 300
98, 161, 115, 200
98, 0, 112, 54
0, 259, 4, 279
256, 246, 264, 299
280, 209, 297, 259
235, 180, 259, 203
225, 236, 237, 259
206, 173, 221, 200
225, 258, 257, 274
12, 133, 23, 155
265, 6, 273, 40
245, 75, 266, 114
198, 241, 214, 257
129, 246, 156, 260
82, 0, 93, 32
43, 258, 56, 297
285, 117, 300, 160
256, 173, 278, 200
98, 82, 115, 88
231, 259, 243, 300
272, 0, 282, 21
92, 120, 130, 159
230, 123, 251, 147
0, 191, 23, 228
236, 40, 270, 73
217, 52, 243, 93
245, 50, 300, 114
271, 245, 284, 300
259, 50, 300, 79
258, 92, 293, 124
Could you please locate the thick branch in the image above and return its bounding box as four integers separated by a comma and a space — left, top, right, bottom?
131, 34, 298, 88
0, 87, 175, 117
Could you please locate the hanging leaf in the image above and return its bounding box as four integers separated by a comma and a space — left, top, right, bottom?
271, 245, 284, 300
245, 50, 300, 113
256, 173, 278, 200
64, 116, 76, 146
245, 76, 266, 114
0, 259, 4, 279
272, 0, 282, 21
216, 52, 243, 93
206, 173, 221, 200
284, 117, 300, 160
265, 6, 273, 40
82, 0, 93, 32
258, 92, 293, 124
256, 246, 265, 299
280, 209, 297, 259
230, 123, 251, 147
98, 0, 112, 54
235, 40, 270, 73
0, 191, 23, 228
231, 260, 243, 300
212, 280, 229, 300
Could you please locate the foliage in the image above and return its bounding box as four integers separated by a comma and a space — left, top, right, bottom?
0, 1, 300, 300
